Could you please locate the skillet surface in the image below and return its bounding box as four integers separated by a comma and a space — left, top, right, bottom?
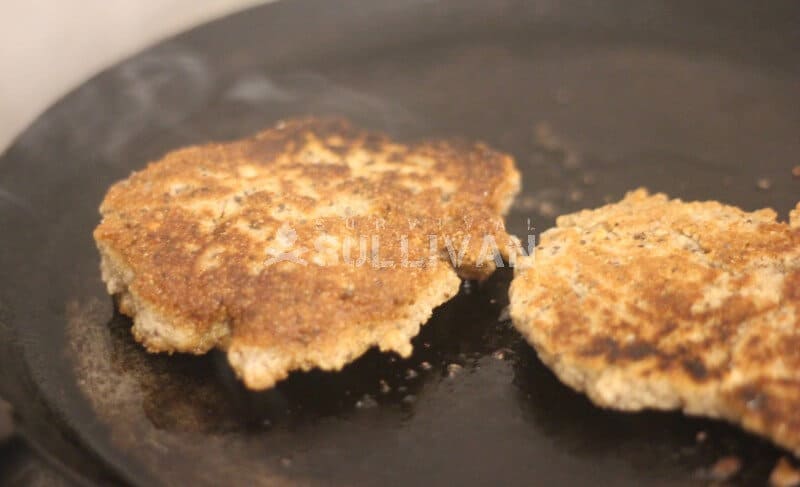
1, 1, 799, 485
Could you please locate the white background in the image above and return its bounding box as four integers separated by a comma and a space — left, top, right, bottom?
0, 0, 272, 152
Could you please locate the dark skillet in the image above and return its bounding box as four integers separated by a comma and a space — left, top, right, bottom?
1, 1, 799, 485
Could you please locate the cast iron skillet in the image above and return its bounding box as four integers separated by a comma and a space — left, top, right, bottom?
1, 1, 798, 485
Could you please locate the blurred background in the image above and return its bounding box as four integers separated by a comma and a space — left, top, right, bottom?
0, 0, 271, 152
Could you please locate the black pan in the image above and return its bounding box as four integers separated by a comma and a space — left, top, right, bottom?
1, 1, 798, 485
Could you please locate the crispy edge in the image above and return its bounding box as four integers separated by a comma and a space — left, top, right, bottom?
227, 265, 461, 389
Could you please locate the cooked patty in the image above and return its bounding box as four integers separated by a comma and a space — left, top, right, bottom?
95, 118, 520, 390
510, 188, 800, 456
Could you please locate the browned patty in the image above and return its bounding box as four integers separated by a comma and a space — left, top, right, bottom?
94, 118, 520, 389
510, 189, 800, 456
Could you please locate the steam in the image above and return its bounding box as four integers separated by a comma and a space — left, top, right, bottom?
225, 71, 422, 136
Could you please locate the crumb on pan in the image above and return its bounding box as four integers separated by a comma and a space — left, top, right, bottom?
771, 458, 800, 487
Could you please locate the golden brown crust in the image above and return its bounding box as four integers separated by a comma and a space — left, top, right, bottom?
510, 189, 800, 456
94, 118, 520, 389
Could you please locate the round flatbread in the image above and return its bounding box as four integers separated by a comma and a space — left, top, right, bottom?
510, 189, 800, 456
95, 118, 520, 389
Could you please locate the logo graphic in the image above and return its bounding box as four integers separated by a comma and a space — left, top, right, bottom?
262, 219, 537, 269
264, 224, 308, 266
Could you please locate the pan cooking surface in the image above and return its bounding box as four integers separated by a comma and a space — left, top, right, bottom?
1, 1, 798, 485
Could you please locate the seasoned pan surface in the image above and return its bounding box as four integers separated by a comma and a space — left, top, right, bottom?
1, 1, 798, 485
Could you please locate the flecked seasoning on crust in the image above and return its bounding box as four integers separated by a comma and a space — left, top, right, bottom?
510, 188, 800, 457
94, 118, 521, 390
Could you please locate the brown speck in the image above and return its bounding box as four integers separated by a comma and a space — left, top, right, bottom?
447, 363, 463, 378
538, 201, 558, 218
515, 195, 538, 211
497, 306, 511, 322
492, 348, 512, 360
757, 177, 772, 190
745, 391, 765, 410
564, 152, 581, 169
355, 395, 377, 409
533, 122, 559, 150
340, 284, 355, 299
695, 431, 708, 443
569, 189, 584, 202
682, 358, 709, 381
770, 457, 800, 487
708, 455, 742, 481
